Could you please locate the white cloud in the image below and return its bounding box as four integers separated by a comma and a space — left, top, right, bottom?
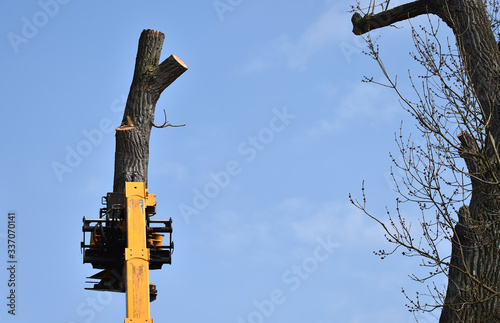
299, 81, 402, 142
274, 198, 386, 247
197, 197, 386, 265
284, 5, 351, 68
199, 209, 272, 255
335, 81, 401, 126
242, 4, 351, 72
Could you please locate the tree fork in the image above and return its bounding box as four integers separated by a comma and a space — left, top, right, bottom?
113, 29, 188, 193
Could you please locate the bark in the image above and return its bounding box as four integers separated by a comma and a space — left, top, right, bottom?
113, 30, 188, 194
351, 0, 444, 35
352, 1, 500, 321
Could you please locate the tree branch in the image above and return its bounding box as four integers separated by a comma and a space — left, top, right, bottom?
152, 109, 186, 128
352, 0, 437, 35
151, 54, 188, 95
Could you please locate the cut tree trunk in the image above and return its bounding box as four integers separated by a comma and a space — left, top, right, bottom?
113, 29, 188, 194
351, 1, 500, 321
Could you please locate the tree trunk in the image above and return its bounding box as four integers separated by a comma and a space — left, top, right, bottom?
352, 1, 500, 321
113, 29, 188, 194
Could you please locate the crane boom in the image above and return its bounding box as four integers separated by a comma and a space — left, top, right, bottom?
124, 182, 154, 322
81, 182, 174, 322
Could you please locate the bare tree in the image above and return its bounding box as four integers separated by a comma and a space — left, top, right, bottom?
349, 0, 500, 321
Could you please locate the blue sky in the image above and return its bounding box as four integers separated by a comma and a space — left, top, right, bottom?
1, 1, 445, 322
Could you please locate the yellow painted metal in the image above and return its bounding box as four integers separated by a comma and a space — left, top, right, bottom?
124, 182, 154, 323
149, 233, 164, 248
145, 189, 156, 209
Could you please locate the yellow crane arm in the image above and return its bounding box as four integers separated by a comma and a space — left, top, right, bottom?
124, 182, 154, 323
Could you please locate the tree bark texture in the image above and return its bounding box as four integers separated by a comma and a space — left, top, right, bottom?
352, 1, 500, 322
113, 29, 188, 194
